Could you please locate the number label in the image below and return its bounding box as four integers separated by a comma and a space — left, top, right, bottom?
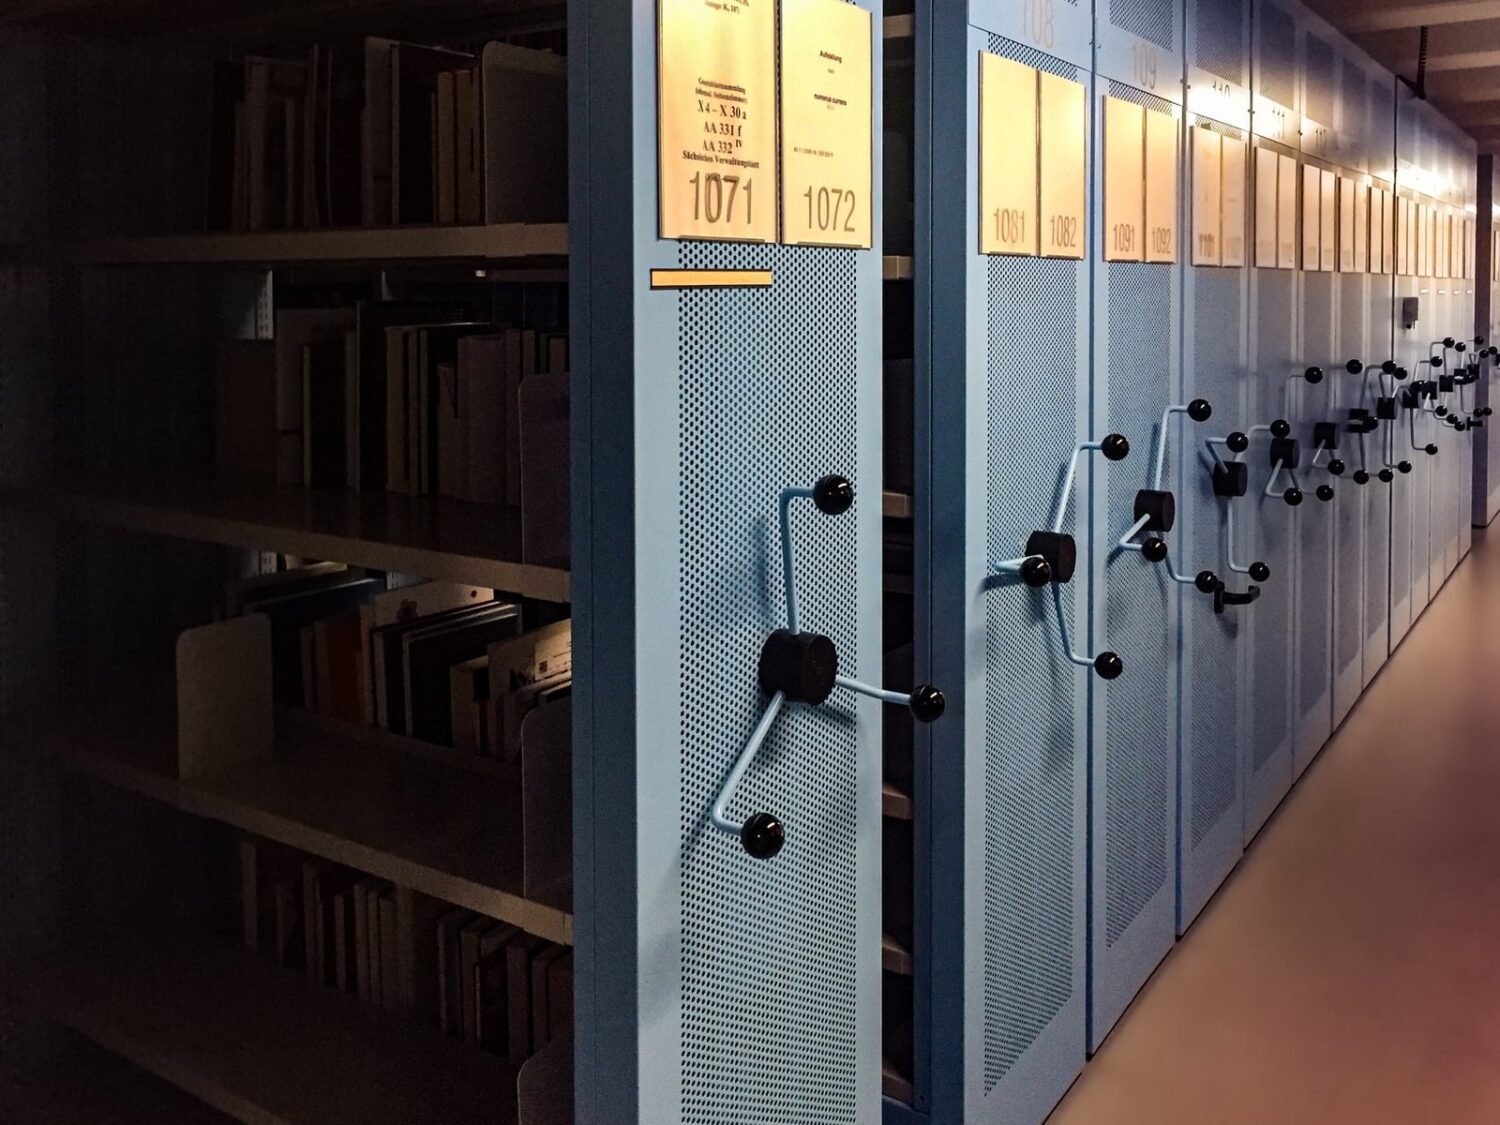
804, 186, 859, 234
689, 172, 755, 227
1023, 0, 1055, 49
1048, 214, 1079, 249
1132, 43, 1158, 90
1111, 223, 1137, 254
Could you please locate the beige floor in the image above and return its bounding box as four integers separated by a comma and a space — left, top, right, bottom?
1050, 524, 1500, 1125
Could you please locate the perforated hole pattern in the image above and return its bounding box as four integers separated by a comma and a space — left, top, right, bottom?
1252, 274, 1295, 771
1194, 0, 1245, 88
1257, 2, 1296, 111
677, 240, 862, 1125
1110, 0, 1175, 52
1298, 279, 1333, 723
1334, 275, 1366, 679
980, 36, 1085, 1094
1102, 81, 1175, 949
1186, 265, 1242, 849
1303, 35, 1334, 127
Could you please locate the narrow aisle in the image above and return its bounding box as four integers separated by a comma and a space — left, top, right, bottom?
1050, 528, 1500, 1124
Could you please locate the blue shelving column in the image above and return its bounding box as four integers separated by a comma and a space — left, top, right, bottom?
1089, 0, 1187, 1052
916, 0, 1095, 1120
1476, 157, 1500, 529
570, 3, 892, 1121
1241, 0, 1299, 841
1360, 68, 1397, 693
1176, 0, 1252, 933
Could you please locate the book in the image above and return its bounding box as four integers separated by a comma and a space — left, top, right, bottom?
503, 329, 538, 506
332, 887, 356, 992
458, 335, 509, 504
272, 876, 304, 971
548, 951, 574, 1037
391, 43, 475, 225
460, 919, 518, 1045
228, 561, 354, 616
489, 621, 573, 762
352, 876, 382, 1002
436, 361, 466, 498
358, 581, 494, 724
355, 301, 470, 493
507, 933, 549, 1061
206, 60, 244, 230
436, 907, 476, 1036
301, 859, 360, 986
312, 609, 364, 722
361, 37, 399, 226
415, 324, 493, 496
481, 43, 567, 224
246, 575, 381, 708
379, 888, 401, 1014
367, 881, 387, 1007
455, 67, 483, 225
450, 655, 490, 755
214, 340, 278, 482
519, 372, 570, 566
239, 837, 305, 955
402, 603, 520, 745
374, 601, 513, 735
275, 308, 355, 485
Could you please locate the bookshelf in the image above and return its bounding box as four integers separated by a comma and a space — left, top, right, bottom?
6, 223, 568, 269
15, 701, 573, 946
13, 939, 521, 1125
0, 478, 570, 603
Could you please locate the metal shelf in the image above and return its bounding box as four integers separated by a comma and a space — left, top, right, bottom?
5, 223, 568, 268
0, 477, 570, 603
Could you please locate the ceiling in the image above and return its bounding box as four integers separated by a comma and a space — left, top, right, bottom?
1306, 0, 1500, 151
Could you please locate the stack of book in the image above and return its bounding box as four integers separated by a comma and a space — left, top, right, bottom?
207, 40, 566, 231
239, 837, 572, 1062
215, 306, 571, 566
229, 564, 571, 761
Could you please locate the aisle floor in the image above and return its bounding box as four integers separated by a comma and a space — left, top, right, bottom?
1049, 525, 1500, 1124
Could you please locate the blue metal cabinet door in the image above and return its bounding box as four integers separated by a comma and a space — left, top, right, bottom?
1328, 68, 1367, 728
1177, 0, 1252, 934
1090, 0, 1185, 1051
1390, 87, 1429, 648
1243, 0, 1297, 843
1362, 71, 1397, 689
571, 4, 886, 1122
920, 5, 1092, 1120
1289, 22, 1339, 778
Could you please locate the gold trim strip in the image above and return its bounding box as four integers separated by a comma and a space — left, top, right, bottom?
650, 269, 774, 289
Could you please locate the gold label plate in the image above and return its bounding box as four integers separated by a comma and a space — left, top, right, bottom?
1254, 145, 1277, 267
979, 53, 1038, 255
1144, 108, 1178, 263
1038, 72, 1087, 259
657, 0, 777, 242
1276, 153, 1297, 269
780, 0, 873, 248
1104, 97, 1145, 262
1221, 134, 1246, 267
1191, 125, 1221, 266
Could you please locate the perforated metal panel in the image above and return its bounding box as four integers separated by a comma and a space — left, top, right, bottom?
1103, 263, 1173, 948
1304, 36, 1333, 127
1111, 0, 1174, 50
983, 254, 1079, 1088
675, 242, 864, 1125
1180, 207, 1247, 933
1257, 3, 1296, 110
1195, 0, 1246, 85
976, 36, 1087, 1102
1089, 77, 1179, 1050
1295, 268, 1334, 768
1244, 85, 1296, 836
